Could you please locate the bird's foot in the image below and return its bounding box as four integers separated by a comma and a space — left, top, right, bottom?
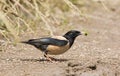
46, 56, 53, 62
44, 54, 55, 62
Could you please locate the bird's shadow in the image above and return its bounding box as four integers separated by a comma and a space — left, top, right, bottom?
20, 57, 70, 62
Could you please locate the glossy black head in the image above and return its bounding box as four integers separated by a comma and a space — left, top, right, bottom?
63, 30, 81, 47
63, 30, 81, 39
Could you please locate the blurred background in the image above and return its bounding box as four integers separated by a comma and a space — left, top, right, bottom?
0, 0, 120, 76
0, 0, 119, 50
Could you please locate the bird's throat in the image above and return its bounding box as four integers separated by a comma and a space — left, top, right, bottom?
63, 35, 75, 47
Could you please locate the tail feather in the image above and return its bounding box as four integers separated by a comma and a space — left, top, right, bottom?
21, 40, 40, 47
21, 41, 30, 44
21, 39, 35, 44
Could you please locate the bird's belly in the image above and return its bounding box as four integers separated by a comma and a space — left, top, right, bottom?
47, 44, 69, 55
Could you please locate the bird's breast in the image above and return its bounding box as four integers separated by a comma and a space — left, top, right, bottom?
46, 36, 70, 55
47, 44, 69, 55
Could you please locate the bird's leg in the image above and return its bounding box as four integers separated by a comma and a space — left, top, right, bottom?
44, 52, 53, 62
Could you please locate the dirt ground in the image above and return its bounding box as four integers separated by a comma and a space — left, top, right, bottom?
0, 1, 120, 76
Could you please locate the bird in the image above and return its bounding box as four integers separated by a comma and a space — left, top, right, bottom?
21, 30, 85, 61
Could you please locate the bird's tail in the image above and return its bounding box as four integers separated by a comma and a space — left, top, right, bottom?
21, 41, 30, 44
21, 40, 39, 47
21, 39, 36, 45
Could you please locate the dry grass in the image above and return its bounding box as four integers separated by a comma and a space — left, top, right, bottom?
0, 0, 109, 51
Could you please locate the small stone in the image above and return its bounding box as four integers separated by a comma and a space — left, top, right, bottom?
67, 62, 79, 67
87, 65, 97, 70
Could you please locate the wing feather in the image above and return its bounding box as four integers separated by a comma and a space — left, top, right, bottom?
27, 37, 68, 46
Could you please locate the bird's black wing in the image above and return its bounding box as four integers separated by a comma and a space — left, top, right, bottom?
22, 37, 68, 46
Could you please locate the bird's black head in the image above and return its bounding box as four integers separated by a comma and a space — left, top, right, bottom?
63, 30, 82, 47
63, 30, 81, 39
